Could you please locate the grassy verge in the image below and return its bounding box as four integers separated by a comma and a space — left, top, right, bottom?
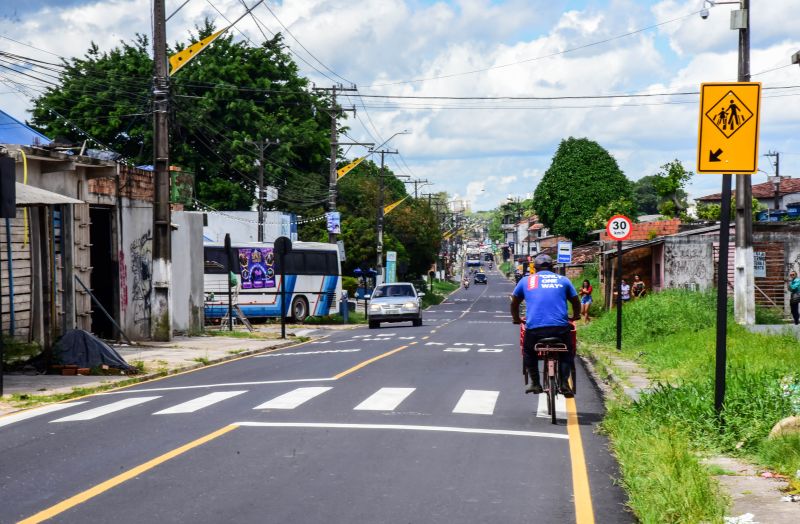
500, 261, 512, 275
206, 330, 281, 339
422, 280, 459, 308
303, 312, 367, 325
579, 290, 800, 521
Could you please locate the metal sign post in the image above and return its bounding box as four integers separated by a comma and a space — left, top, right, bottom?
274, 236, 293, 339
224, 234, 233, 332
606, 215, 632, 351
715, 175, 733, 414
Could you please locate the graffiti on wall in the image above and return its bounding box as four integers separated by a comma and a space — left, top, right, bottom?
130, 231, 152, 327
119, 250, 128, 313
663, 242, 712, 290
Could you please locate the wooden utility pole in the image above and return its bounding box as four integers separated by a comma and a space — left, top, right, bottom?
403, 178, 430, 199
151, 0, 172, 341
374, 149, 398, 281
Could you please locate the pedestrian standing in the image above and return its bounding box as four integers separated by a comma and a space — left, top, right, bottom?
620, 278, 631, 303
788, 270, 800, 325
632, 275, 646, 299
579, 279, 593, 323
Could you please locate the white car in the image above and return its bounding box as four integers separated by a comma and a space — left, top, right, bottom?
367, 283, 424, 329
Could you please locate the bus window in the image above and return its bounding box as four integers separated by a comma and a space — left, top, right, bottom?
204, 247, 229, 274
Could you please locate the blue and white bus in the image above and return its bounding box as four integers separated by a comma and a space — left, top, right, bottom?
203, 241, 342, 322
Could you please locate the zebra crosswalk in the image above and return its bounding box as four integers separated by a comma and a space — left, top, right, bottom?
0, 386, 567, 428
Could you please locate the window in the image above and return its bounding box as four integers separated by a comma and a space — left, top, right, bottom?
373, 284, 415, 298
279, 249, 339, 275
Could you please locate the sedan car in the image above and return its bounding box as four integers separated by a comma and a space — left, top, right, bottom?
473, 273, 487, 285
367, 283, 424, 329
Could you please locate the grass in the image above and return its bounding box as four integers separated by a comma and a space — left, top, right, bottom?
303, 311, 367, 325
500, 261, 512, 275
192, 357, 211, 366
422, 280, 459, 308
757, 435, 800, 492
578, 289, 800, 522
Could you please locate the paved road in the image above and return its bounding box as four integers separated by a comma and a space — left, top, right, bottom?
0, 268, 630, 524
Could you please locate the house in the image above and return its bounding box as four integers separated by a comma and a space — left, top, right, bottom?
697, 176, 800, 211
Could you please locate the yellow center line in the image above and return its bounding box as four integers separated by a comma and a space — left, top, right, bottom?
18, 424, 239, 524
565, 397, 595, 524
332, 345, 410, 379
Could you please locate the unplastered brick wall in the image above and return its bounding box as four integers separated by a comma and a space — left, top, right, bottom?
600, 218, 681, 241
88, 165, 155, 202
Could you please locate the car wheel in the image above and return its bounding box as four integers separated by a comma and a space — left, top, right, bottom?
291, 296, 309, 323
369, 320, 379, 329
413, 318, 422, 327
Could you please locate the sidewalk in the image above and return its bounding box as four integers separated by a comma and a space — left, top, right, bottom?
0, 324, 347, 415
580, 347, 800, 524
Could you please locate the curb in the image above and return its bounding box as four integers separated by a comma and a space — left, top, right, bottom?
0, 338, 306, 416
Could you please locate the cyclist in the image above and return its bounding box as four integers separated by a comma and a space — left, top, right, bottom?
510, 254, 581, 397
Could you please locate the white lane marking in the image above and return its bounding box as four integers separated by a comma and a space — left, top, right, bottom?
354, 388, 415, 411
311, 340, 331, 345
0, 402, 88, 428
536, 394, 567, 420
496, 344, 513, 347
253, 387, 332, 410
376, 333, 395, 337
398, 336, 415, 340
254, 349, 360, 357
153, 391, 247, 415
353, 335, 371, 338
494, 315, 512, 318
98, 378, 335, 395
478, 310, 487, 313
234, 421, 567, 440
444, 347, 470, 352
452, 390, 499, 415
477, 348, 503, 353
425, 342, 444, 346
454, 342, 485, 346
51, 397, 161, 422
444, 310, 454, 313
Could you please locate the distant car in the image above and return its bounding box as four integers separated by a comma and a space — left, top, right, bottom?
474, 273, 487, 284
367, 283, 424, 329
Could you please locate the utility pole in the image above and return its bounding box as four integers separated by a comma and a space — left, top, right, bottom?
313, 84, 359, 243
734, 0, 754, 326
151, 0, 171, 341
403, 178, 430, 199
246, 138, 279, 242
374, 149, 398, 282
765, 150, 781, 211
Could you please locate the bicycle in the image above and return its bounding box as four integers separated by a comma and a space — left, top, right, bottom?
520, 321, 577, 425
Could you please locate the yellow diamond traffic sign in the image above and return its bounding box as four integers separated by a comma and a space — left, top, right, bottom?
697, 82, 761, 174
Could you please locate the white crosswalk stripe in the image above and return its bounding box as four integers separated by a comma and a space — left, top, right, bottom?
536, 394, 567, 420
253, 387, 332, 410
51, 397, 161, 422
354, 388, 415, 411
153, 391, 247, 415
452, 390, 499, 415
0, 402, 88, 428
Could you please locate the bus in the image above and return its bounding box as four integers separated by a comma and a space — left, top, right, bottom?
203, 241, 342, 322
466, 249, 482, 267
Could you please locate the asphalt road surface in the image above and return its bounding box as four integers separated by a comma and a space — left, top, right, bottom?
0, 268, 630, 524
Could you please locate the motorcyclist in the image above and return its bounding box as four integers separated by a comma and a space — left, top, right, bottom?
510, 254, 581, 397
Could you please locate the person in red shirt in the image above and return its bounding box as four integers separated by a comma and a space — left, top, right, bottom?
579, 279, 592, 323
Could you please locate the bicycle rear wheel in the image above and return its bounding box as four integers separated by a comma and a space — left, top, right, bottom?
547, 365, 557, 425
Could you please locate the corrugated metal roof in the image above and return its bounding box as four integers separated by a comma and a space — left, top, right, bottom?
0, 109, 51, 146
16, 183, 83, 205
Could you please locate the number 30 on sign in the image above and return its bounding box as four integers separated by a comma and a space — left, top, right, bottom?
606, 215, 632, 241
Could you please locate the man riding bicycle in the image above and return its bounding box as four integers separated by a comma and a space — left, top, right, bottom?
510, 254, 581, 397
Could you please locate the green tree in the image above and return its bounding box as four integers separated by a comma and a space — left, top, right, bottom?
533, 137, 632, 242
652, 160, 692, 218
633, 175, 661, 215
585, 197, 638, 231
695, 198, 764, 221
29, 22, 330, 212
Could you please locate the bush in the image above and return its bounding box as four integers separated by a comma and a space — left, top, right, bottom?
342, 276, 358, 296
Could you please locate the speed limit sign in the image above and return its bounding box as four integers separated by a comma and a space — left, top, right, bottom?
606, 215, 632, 241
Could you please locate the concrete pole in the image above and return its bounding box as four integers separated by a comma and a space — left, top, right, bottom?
151, 0, 172, 340
734, 0, 754, 325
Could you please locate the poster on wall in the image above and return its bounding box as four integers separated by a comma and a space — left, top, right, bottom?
753, 251, 766, 278
238, 247, 276, 289
326, 212, 341, 234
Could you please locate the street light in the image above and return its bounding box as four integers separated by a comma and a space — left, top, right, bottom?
370, 130, 411, 283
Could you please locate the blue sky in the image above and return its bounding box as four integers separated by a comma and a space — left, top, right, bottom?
1, 0, 798, 210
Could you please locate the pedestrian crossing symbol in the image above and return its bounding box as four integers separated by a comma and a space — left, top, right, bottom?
704, 90, 753, 138
697, 82, 761, 174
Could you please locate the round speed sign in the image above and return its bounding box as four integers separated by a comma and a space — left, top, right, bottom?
606, 215, 633, 241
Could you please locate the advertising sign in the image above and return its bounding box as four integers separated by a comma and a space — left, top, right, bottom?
238, 247, 276, 289
754, 251, 766, 278
326, 212, 341, 234
386, 251, 397, 284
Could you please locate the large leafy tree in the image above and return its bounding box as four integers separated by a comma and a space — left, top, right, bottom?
533, 137, 632, 242
633, 175, 661, 215
652, 159, 692, 218
29, 22, 330, 211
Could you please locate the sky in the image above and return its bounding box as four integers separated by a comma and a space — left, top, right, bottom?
1, 0, 799, 211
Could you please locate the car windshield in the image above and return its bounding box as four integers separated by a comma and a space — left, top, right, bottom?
373, 285, 415, 298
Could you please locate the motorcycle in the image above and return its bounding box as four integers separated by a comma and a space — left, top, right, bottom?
463, 279, 470, 289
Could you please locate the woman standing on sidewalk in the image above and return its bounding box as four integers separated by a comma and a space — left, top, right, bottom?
788, 270, 800, 325
579, 279, 593, 323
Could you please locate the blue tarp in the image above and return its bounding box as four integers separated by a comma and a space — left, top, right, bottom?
0, 109, 51, 146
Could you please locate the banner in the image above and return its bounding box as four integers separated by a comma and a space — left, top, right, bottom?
169, 28, 226, 76
238, 247, 276, 289
337, 156, 366, 180
326, 211, 341, 234
386, 251, 397, 284
383, 195, 409, 216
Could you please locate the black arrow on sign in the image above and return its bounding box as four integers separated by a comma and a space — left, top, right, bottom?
709, 148, 723, 162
